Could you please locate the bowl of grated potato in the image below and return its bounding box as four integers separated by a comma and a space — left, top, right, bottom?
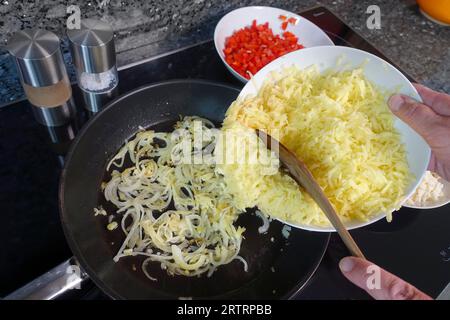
219, 45, 431, 231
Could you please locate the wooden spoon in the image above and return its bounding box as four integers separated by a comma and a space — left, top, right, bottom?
256, 129, 365, 259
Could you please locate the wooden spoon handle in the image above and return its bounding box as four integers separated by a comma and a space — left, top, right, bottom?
282, 146, 365, 258
257, 129, 365, 259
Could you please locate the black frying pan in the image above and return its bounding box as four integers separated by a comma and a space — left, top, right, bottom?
60, 80, 330, 299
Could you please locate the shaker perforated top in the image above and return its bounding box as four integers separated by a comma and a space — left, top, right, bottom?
67, 19, 116, 74
7, 29, 66, 87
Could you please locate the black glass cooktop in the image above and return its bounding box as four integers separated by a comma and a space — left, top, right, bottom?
1, 6, 449, 300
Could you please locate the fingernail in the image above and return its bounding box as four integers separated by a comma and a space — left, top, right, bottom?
339, 257, 355, 273
388, 95, 404, 112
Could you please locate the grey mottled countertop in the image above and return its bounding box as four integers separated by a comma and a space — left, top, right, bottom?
0, 0, 449, 107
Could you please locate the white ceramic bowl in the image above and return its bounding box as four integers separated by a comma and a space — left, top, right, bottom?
238, 45, 431, 232
214, 6, 334, 83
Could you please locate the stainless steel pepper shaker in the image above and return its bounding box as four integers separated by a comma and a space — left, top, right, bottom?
67, 19, 118, 112
7, 29, 77, 126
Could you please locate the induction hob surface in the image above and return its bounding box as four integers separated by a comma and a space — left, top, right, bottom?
1, 6, 449, 300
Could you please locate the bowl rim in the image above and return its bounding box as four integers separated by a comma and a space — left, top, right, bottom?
403, 199, 450, 210
214, 5, 334, 83
237, 45, 431, 232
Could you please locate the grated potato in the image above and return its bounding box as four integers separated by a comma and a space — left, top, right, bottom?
218, 65, 413, 227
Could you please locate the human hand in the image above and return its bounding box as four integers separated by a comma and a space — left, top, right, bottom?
339, 257, 432, 300
388, 84, 450, 181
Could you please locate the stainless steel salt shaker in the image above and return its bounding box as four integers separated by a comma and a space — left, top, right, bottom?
67, 19, 118, 112
7, 29, 76, 126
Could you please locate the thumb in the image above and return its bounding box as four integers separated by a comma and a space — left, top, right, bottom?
339, 257, 432, 300
388, 94, 442, 143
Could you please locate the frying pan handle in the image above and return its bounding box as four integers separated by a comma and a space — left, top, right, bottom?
3, 257, 89, 300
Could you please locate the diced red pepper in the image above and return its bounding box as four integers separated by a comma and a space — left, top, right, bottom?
223, 19, 304, 79
288, 17, 297, 24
